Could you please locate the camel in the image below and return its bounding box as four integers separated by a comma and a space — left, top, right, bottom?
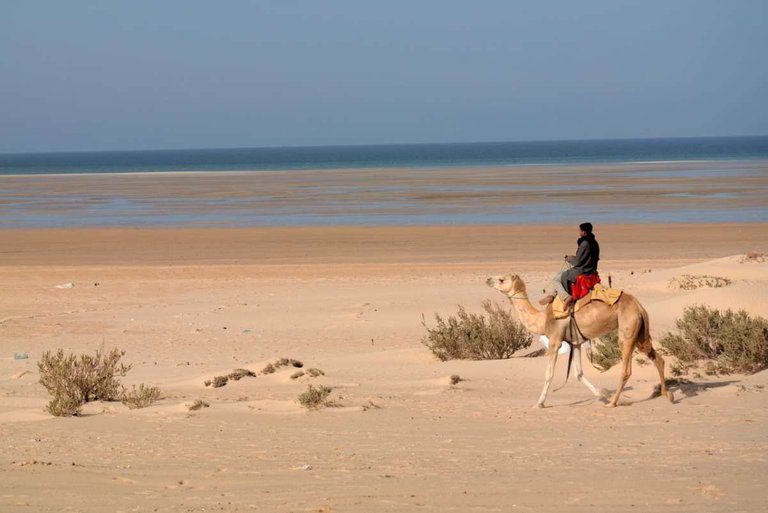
486, 273, 673, 408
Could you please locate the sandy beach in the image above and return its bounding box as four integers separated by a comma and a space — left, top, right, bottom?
1, 223, 767, 512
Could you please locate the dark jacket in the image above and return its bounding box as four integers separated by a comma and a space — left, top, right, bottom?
568, 234, 600, 274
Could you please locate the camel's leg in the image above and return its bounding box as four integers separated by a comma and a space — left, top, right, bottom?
535, 343, 560, 408
573, 345, 601, 399
641, 345, 674, 403
607, 340, 634, 407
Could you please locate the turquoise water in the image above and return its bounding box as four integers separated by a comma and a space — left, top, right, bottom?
2, 136, 768, 175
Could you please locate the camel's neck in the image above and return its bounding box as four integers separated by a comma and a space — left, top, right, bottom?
506, 291, 546, 335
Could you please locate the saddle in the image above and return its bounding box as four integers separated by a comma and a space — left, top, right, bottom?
552, 283, 623, 320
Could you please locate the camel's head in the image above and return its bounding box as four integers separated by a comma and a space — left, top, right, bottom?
486, 274, 526, 296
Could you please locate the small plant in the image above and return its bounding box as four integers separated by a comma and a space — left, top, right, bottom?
660, 305, 768, 375
38, 348, 133, 417
297, 385, 334, 409
450, 374, 462, 385
669, 274, 732, 290
591, 331, 622, 371
306, 368, 325, 377
741, 252, 766, 263
188, 399, 210, 411
261, 363, 276, 375
274, 358, 303, 369
211, 375, 229, 388
228, 368, 255, 381
290, 370, 305, 380
422, 301, 532, 361
46, 394, 85, 417
121, 384, 161, 409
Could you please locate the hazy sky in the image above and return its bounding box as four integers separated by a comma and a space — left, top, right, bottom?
1, 1, 766, 153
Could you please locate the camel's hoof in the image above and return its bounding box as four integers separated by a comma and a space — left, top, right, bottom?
533, 403, 545, 409
605, 402, 618, 408
667, 391, 675, 403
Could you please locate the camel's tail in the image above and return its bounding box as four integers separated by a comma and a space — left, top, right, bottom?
638, 301, 655, 358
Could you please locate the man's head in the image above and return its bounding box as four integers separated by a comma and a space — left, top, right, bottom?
579, 222, 593, 237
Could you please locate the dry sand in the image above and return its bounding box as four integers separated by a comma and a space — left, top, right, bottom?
1, 224, 768, 512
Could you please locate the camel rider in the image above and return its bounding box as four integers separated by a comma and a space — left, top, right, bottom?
540, 222, 600, 308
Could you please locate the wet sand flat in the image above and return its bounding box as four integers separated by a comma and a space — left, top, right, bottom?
1, 160, 767, 226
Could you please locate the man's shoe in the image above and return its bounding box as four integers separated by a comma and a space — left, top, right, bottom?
538, 295, 555, 306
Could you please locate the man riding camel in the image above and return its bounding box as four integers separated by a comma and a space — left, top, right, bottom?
540, 222, 600, 308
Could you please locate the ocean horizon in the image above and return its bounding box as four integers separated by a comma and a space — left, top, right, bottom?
2, 136, 768, 175
1, 136, 767, 228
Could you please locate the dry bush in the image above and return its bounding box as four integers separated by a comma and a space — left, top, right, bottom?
188, 399, 210, 411
38, 348, 133, 417
228, 368, 256, 381
450, 374, 462, 385
669, 274, 732, 290
297, 385, 334, 409
306, 368, 325, 377
260, 363, 276, 375
290, 370, 305, 380
591, 331, 622, 371
422, 301, 532, 361
211, 375, 229, 388
740, 252, 766, 263
660, 305, 768, 375
274, 358, 303, 369
121, 384, 161, 409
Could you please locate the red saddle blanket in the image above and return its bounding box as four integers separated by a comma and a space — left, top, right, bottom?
570, 273, 601, 300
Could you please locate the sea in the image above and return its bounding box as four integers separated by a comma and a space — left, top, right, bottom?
1, 136, 767, 227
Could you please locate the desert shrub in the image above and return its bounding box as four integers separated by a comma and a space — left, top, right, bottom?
422, 301, 532, 361
450, 374, 462, 385
741, 252, 766, 263
46, 394, 85, 417
121, 384, 161, 409
660, 305, 768, 374
38, 348, 133, 417
261, 363, 276, 375
274, 358, 303, 369
228, 368, 255, 381
591, 331, 622, 371
188, 399, 210, 411
306, 368, 325, 377
297, 385, 334, 409
211, 375, 229, 388
290, 370, 305, 380
669, 274, 732, 290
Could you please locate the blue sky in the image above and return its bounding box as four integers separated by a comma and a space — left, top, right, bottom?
1, 1, 766, 153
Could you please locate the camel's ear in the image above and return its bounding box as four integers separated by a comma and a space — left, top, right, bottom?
510, 273, 518, 281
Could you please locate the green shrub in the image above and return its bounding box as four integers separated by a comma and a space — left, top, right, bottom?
38, 348, 133, 417
121, 384, 161, 409
297, 385, 334, 409
591, 331, 622, 371
660, 305, 768, 375
422, 301, 532, 361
